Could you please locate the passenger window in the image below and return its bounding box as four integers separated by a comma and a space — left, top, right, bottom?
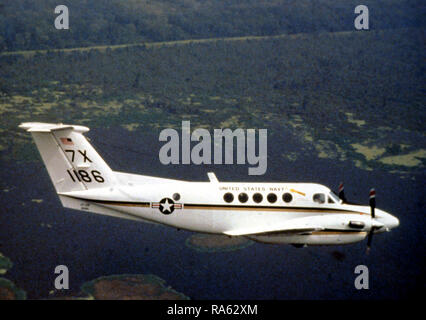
173, 193, 181, 201
282, 193, 293, 203
267, 193, 277, 203
223, 192, 234, 203
253, 193, 263, 203
238, 193, 249, 203
313, 193, 325, 204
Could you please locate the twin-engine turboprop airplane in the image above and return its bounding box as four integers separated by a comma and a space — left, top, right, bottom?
20, 122, 399, 249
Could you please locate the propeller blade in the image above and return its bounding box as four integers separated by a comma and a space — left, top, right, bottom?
369, 188, 376, 218
367, 230, 373, 247
367, 189, 377, 254
366, 229, 374, 254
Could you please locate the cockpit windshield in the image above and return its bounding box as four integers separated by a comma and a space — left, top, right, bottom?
328, 191, 340, 203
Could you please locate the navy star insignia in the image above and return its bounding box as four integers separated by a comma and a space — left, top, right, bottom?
151, 198, 183, 214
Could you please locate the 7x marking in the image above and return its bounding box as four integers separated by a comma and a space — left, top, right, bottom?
65, 149, 92, 163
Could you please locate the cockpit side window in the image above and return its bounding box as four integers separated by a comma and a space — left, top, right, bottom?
313, 193, 325, 204
328, 196, 335, 203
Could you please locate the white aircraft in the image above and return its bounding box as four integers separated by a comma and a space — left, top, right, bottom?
20, 122, 399, 249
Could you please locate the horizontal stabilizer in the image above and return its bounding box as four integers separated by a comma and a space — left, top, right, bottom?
19, 122, 89, 133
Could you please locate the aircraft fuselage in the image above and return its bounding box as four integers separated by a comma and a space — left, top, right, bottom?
60, 179, 399, 246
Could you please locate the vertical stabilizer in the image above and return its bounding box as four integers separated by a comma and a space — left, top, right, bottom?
20, 122, 115, 193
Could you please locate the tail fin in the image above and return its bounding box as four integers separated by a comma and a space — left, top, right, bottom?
20, 122, 115, 193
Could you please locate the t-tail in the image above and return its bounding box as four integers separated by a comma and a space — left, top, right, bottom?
19, 122, 115, 193
18, 122, 140, 220
20, 122, 168, 224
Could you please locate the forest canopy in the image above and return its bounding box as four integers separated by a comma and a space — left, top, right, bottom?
0, 0, 424, 52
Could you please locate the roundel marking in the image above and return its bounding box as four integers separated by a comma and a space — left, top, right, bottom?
159, 197, 175, 214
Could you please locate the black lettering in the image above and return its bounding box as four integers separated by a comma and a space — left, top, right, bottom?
67, 169, 75, 182
73, 169, 81, 181
78, 150, 92, 163
78, 170, 92, 182
65, 150, 75, 162
91, 170, 105, 183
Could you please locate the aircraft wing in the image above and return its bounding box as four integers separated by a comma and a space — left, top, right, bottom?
223, 217, 325, 236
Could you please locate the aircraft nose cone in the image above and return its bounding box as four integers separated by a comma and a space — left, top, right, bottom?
382, 212, 399, 230
388, 215, 400, 229
376, 209, 399, 231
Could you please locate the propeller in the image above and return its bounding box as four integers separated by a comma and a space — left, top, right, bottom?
338, 182, 347, 203
366, 188, 376, 254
